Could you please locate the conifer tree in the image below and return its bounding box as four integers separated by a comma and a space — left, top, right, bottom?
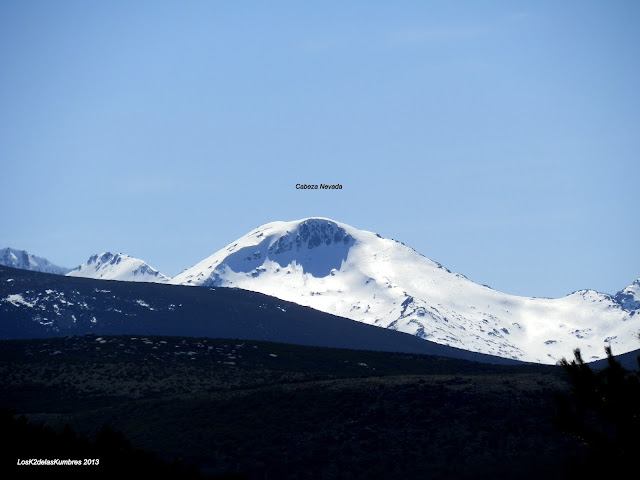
553, 337, 640, 477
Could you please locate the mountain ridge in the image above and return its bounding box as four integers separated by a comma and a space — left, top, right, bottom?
0, 264, 523, 365
0, 247, 72, 275
3, 217, 638, 364
170, 217, 640, 364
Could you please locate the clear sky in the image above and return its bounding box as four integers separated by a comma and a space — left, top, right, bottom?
1, 0, 638, 298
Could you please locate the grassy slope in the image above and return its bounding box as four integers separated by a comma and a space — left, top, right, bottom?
0, 335, 582, 479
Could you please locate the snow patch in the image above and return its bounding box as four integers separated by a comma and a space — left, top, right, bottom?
3, 294, 36, 308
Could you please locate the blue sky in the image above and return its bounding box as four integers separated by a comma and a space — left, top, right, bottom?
1, 0, 638, 298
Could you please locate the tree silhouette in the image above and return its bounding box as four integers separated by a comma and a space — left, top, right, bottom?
553, 339, 640, 477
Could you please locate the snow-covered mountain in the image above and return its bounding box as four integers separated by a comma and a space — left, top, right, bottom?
0, 265, 523, 363
67, 252, 169, 283
615, 278, 640, 311
0, 247, 71, 275
171, 217, 639, 364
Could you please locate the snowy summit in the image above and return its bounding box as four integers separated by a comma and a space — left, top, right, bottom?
172, 217, 640, 364
615, 278, 640, 311
0, 247, 71, 275
67, 252, 169, 283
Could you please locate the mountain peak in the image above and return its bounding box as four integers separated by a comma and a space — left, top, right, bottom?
86, 252, 136, 267
615, 278, 640, 311
0, 247, 71, 275
67, 252, 169, 283
173, 218, 366, 285
247, 217, 357, 245
274, 218, 354, 249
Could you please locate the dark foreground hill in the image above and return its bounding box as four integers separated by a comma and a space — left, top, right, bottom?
0, 265, 522, 364
0, 334, 584, 479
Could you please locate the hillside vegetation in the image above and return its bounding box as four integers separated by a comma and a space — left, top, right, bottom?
0, 334, 587, 479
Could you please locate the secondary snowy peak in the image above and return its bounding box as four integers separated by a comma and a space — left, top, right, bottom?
67, 252, 169, 283
615, 278, 640, 311
0, 247, 71, 275
172, 217, 639, 365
